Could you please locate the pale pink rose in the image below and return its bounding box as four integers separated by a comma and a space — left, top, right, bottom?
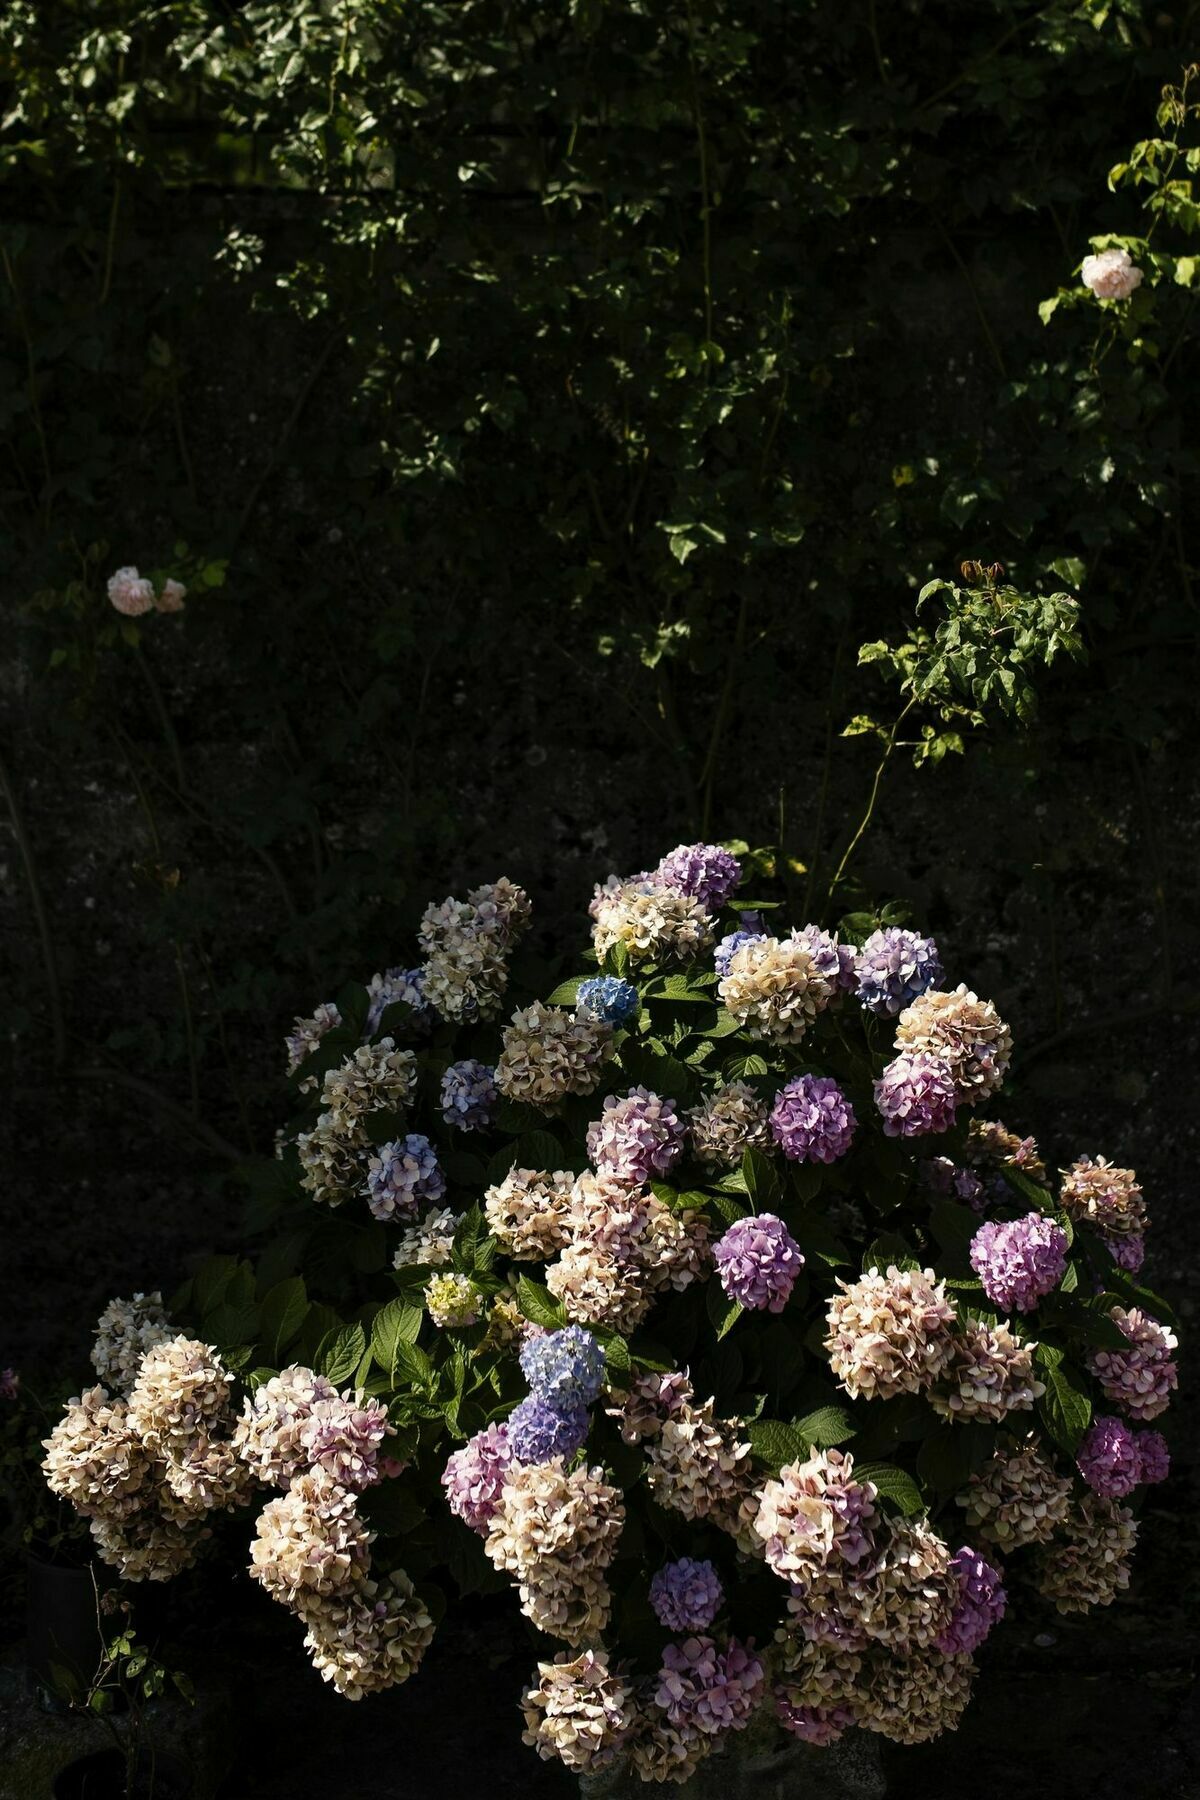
155, 578, 187, 613
107, 566, 156, 616
1081, 247, 1143, 301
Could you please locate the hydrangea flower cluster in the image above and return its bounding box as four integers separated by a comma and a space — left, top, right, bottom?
107, 565, 187, 616
712, 1213, 805, 1313
769, 1074, 856, 1163
59, 844, 1179, 1782
854, 928, 943, 1017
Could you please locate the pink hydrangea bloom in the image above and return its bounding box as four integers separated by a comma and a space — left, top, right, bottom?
107, 566, 156, 616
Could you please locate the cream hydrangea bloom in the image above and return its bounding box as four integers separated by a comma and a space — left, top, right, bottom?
521, 1649, 635, 1773
894, 985, 1011, 1103
825, 1267, 956, 1400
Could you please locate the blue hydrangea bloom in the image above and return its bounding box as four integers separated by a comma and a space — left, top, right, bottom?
366, 966, 431, 1036
439, 1058, 498, 1130
519, 1325, 606, 1409
576, 976, 640, 1026
854, 928, 943, 1017
365, 1134, 446, 1221
649, 1558, 724, 1631
507, 1394, 590, 1464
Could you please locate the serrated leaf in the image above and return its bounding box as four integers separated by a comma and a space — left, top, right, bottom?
794, 1405, 857, 1449
371, 1298, 425, 1382
747, 1417, 810, 1475
317, 1322, 368, 1386
853, 1462, 924, 1515
1035, 1347, 1092, 1453
258, 1276, 309, 1364
706, 1280, 744, 1340
516, 1274, 567, 1329
545, 976, 588, 1006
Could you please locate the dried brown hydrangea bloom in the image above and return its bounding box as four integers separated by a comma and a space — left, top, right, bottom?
249, 1471, 373, 1605
42, 1386, 157, 1522
1059, 1156, 1147, 1238
486, 1459, 625, 1646
483, 1167, 575, 1260
609, 1370, 693, 1444
300, 1571, 435, 1699
688, 1082, 773, 1167
495, 1004, 613, 1106
1032, 1495, 1138, 1614
521, 1649, 635, 1773
321, 1041, 417, 1122
126, 1337, 232, 1455
856, 1646, 976, 1744
422, 934, 511, 1023
929, 1318, 1045, 1424
90, 1508, 209, 1583
644, 1397, 754, 1530
956, 1436, 1072, 1548
467, 878, 533, 943
753, 1449, 878, 1583
297, 1110, 369, 1207
718, 935, 836, 1044
162, 1434, 257, 1514
966, 1119, 1047, 1186
825, 1267, 956, 1401
894, 985, 1012, 1103
843, 1518, 957, 1653
624, 1686, 713, 1785
591, 882, 715, 967
91, 1293, 173, 1394
774, 1634, 863, 1715
547, 1174, 708, 1335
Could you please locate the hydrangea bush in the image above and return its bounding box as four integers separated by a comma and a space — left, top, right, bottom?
44, 846, 1179, 1778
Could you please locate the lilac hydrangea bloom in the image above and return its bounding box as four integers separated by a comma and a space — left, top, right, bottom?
654, 843, 742, 910
793, 923, 857, 992
649, 1559, 724, 1632
366, 967, 430, 1036
519, 1325, 606, 1409
507, 1394, 590, 1464
713, 1213, 804, 1313
969, 1211, 1068, 1313
586, 1085, 687, 1185
1109, 1233, 1146, 1275
655, 1636, 764, 1735
934, 1546, 1007, 1656
441, 1423, 513, 1534
855, 927, 944, 1017
1135, 1430, 1170, 1485
300, 1395, 389, 1491
366, 1135, 446, 1221
715, 929, 768, 978
1076, 1415, 1142, 1498
576, 976, 641, 1026
874, 1052, 958, 1137
439, 1058, 498, 1130
769, 1074, 857, 1164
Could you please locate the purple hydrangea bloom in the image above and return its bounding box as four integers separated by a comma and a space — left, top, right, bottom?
1086, 1308, 1178, 1421
1076, 1415, 1142, 1498
655, 1636, 765, 1735
775, 1697, 854, 1746
366, 1134, 446, 1221
649, 1559, 724, 1632
519, 1325, 606, 1409
441, 1423, 513, 1534
576, 975, 641, 1026
654, 843, 742, 910
1109, 1233, 1146, 1275
715, 929, 768, 978
874, 1052, 958, 1138
439, 1058, 498, 1130
1135, 1430, 1170, 1485
586, 1085, 688, 1185
969, 1211, 1068, 1313
366, 966, 430, 1036
769, 1074, 857, 1164
507, 1394, 590, 1464
793, 923, 857, 992
921, 1156, 986, 1210
854, 927, 944, 1017
934, 1546, 1006, 1656
712, 1213, 804, 1313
